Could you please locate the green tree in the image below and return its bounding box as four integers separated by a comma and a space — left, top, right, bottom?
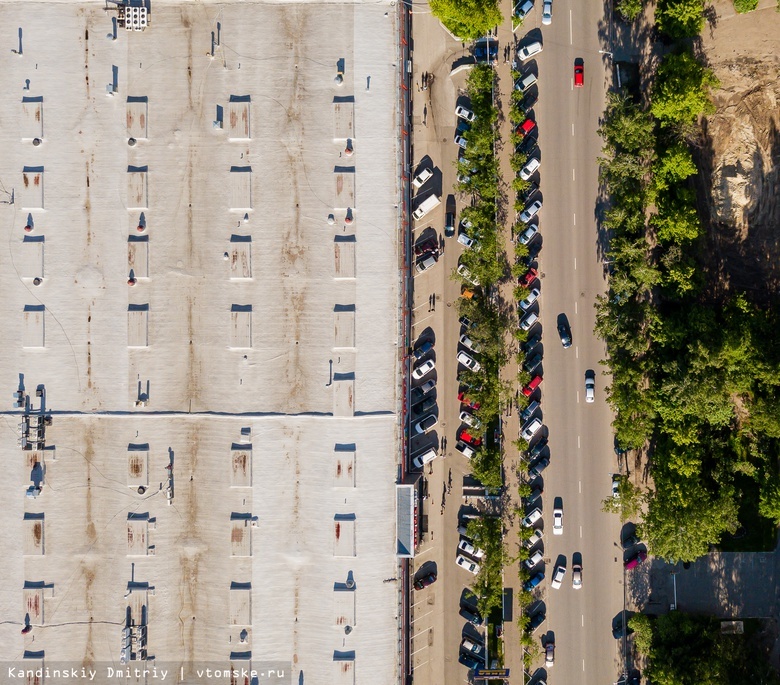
652, 192, 702, 243
652, 142, 697, 196
601, 476, 645, 521
651, 51, 719, 127
733, 0, 758, 11
656, 0, 705, 37
628, 614, 654, 655
617, 0, 644, 19
599, 92, 655, 154
430, 0, 503, 41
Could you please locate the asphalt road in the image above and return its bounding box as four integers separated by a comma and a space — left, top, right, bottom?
407, 0, 625, 682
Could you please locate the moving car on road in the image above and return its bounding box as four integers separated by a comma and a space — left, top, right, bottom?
557, 319, 572, 348
585, 370, 595, 403
572, 563, 583, 589
574, 59, 584, 87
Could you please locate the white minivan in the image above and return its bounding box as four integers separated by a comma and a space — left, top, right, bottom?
412, 448, 437, 469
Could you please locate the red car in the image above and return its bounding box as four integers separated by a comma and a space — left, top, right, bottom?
457, 427, 483, 447
516, 118, 536, 138
519, 267, 539, 288
624, 550, 647, 570
522, 375, 543, 397
574, 60, 584, 88
457, 390, 481, 410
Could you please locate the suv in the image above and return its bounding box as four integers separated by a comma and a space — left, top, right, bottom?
455, 441, 477, 459
521, 417, 543, 441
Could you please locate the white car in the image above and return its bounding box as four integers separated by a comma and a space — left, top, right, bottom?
522, 507, 543, 527
551, 564, 566, 589
412, 359, 435, 380
519, 199, 543, 224
524, 549, 544, 569
585, 371, 595, 403
457, 263, 480, 286
412, 168, 433, 189
521, 417, 543, 441
518, 223, 539, 246
413, 414, 438, 434
458, 538, 485, 559
455, 440, 477, 459
456, 554, 481, 575
454, 134, 468, 149
514, 0, 534, 19
612, 477, 621, 498
459, 410, 482, 429
519, 157, 541, 181
415, 254, 438, 273
517, 41, 543, 61
542, 0, 552, 24
457, 233, 478, 249
412, 447, 437, 469
457, 351, 482, 372
523, 528, 544, 549
519, 288, 540, 311
553, 507, 563, 535
459, 334, 481, 353
572, 564, 583, 589
455, 105, 476, 122
520, 311, 539, 331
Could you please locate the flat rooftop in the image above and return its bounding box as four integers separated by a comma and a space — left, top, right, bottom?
0, 0, 403, 681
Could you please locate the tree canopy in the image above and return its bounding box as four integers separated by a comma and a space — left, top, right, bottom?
429, 0, 502, 40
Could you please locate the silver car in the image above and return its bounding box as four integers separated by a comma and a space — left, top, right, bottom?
542, 0, 552, 24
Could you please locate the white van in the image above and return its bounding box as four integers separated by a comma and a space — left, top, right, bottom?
412, 195, 441, 221
515, 72, 538, 93
412, 447, 437, 470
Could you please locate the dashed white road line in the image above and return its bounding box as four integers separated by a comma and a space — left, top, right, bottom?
573, 213, 576, 226
572, 168, 576, 181
572, 123, 575, 136
574, 257, 577, 270
575, 301, 578, 314
570, 10, 573, 44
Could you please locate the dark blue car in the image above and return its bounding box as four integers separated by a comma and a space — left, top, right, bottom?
523, 572, 544, 591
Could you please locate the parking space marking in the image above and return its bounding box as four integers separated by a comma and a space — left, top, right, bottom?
411, 644, 429, 657
411, 610, 434, 624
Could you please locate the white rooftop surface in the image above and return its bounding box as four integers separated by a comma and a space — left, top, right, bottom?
0, 0, 402, 681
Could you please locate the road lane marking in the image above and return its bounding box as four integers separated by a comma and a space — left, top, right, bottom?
574, 257, 577, 270
572, 123, 575, 136
576, 346, 579, 359
570, 10, 573, 44
573, 213, 576, 226
580, 525, 583, 538
579, 480, 582, 493
578, 435, 581, 448
572, 168, 576, 181
575, 302, 578, 314
582, 615, 585, 627
583, 660, 586, 671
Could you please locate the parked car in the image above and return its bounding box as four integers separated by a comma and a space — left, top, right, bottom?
528, 438, 548, 459
621, 531, 641, 550
625, 551, 647, 570
542, 0, 552, 24
514, 0, 534, 19
458, 232, 478, 249
524, 549, 544, 570
458, 390, 481, 410
415, 253, 438, 273
454, 133, 468, 148
523, 333, 542, 352
519, 266, 539, 288
523, 528, 544, 549
459, 334, 481, 353
457, 263, 480, 286
457, 427, 483, 447
460, 604, 483, 626
612, 476, 621, 498
461, 637, 486, 658
520, 311, 539, 331
473, 40, 498, 62
457, 351, 482, 372
412, 447, 437, 470
524, 486, 544, 506
412, 340, 434, 360
520, 157, 541, 181
518, 223, 539, 246
528, 456, 550, 479
459, 537, 485, 559
572, 563, 583, 589
574, 60, 584, 87
414, 237, 438, 256
519, 199, 543, 224
518, 41, 543, 61
458, 652, 482, 670
459, 410, 482, 429
455, 105, 476, 122
524, 353, 543, 374
412, 359, 435, 380
516, 118, 536, 138
551, 564, 566, 589
445, 212, 456, 237
455, 440, 477, 460
414, 570, 437, 590
412, 395, 437, 416
519, 288, 541, 311
456, 554, 481, 575
521, 417, 543, 441
522, 375, 543, 396
521, 180, 540, 202
413, 414, 438, 434
522, 508, 543, 527
524, 571, 544, 591
528, 609, 547, 632
585, 370, 595, 403
411, 379, 436, 404
412, 168, 433, 189
553, 507, 563, 535
521, 400, 540, 422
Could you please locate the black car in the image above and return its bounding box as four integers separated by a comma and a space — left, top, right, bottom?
411, 385, 434, 404
459, 604, 483, 626
621, 532, 641, 550
414, 571, 437, 590
458, 652, 482, 670
412, 396, 437, 416
557, 321, 573, 348
521, 241, 542, 267
528, 610, 546, 632
414, 237, 439, 256
445, 212, 456, 237
521, 181, 540, 203
613, 621, 635, 640
527, 437, 548, 459
474, 41, 498, 63
522, 334, 542, 353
